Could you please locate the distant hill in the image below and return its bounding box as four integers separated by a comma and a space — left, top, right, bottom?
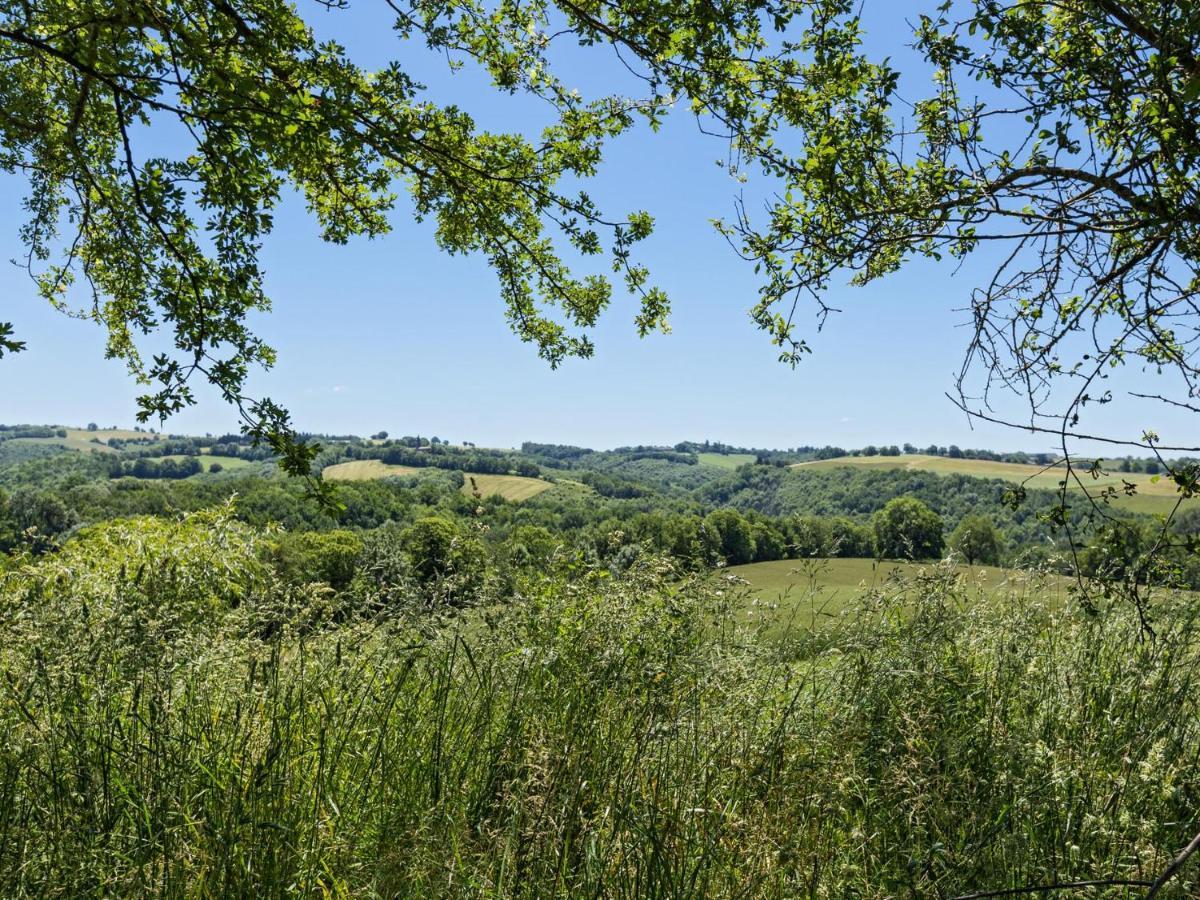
792, 454, 1192, 516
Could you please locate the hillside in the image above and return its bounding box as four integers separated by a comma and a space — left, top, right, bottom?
793, 454, 1193, 516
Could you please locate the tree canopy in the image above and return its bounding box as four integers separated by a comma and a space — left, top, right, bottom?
2, 0, 1198, 490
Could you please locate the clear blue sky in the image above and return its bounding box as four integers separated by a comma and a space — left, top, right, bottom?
1, 4, 1191, 453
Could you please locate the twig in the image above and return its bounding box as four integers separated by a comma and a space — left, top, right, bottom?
951, 878, 1152, 899
1146, 828, 1200, 898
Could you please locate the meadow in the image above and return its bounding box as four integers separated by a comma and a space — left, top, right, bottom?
1, 510, 1196, 897
722, 557, 1072, 633
697, 452, 757, 470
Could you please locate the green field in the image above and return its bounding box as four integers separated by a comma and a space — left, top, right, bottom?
723, 557, 1067, 631
793, 453, 1193, 516
698, 452, 756, 469
324, 459, 552, 501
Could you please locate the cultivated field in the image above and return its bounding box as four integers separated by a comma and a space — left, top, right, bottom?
462, 473, 553, 501
324, 459, 552, 501
158, 454, 261, 473
793, 453, 1193, 516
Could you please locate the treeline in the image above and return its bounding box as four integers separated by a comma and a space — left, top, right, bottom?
333, 442, 543, 478
0, 425, 67, 441
107, 456, 205, 479
108, 434, 274, 461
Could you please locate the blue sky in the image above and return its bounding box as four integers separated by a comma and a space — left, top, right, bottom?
1, 4, 1192, 453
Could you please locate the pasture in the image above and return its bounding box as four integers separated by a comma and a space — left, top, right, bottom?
723, 557, 1067, 632
793, 453, 1193, 517
698, 452, 757, 469
324, 459, 552, 502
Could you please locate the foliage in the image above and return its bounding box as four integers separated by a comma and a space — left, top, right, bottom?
702, 508, 757, 566
399, 516, 488, 605
872, 497, 945, 560
714, 1, 1200, 452
270, 528, 364, 592
949, 514, 1003, 566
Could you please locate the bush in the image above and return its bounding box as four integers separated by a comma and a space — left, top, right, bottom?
400, 516, 488, 604
270, 529, 364, 591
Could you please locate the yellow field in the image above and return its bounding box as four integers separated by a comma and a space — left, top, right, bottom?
158, 454, 259, 473
323, 460, 422, 480
462, 473, 553, 502
324, 459, 552, 502
793, 454, 1192, 516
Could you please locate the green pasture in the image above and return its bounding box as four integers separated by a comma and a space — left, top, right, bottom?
698, 452, 756, 469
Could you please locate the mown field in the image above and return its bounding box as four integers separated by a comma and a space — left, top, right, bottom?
794, 453, 1192, 516
324, 458, 552, 501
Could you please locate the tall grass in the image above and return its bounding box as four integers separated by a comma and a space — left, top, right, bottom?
0, 512, 1197, 896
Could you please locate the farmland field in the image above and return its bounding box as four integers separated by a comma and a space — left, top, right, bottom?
324, 459, 552, 501
793, 453, 1193, 516
462, 472, 553, 501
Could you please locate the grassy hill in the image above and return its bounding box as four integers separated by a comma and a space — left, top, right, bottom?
793, 454, 1191, 516
697, 452, 757, 470
324, 459, 553, 502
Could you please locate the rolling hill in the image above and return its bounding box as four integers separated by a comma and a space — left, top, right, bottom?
792, 454, 1192, 516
